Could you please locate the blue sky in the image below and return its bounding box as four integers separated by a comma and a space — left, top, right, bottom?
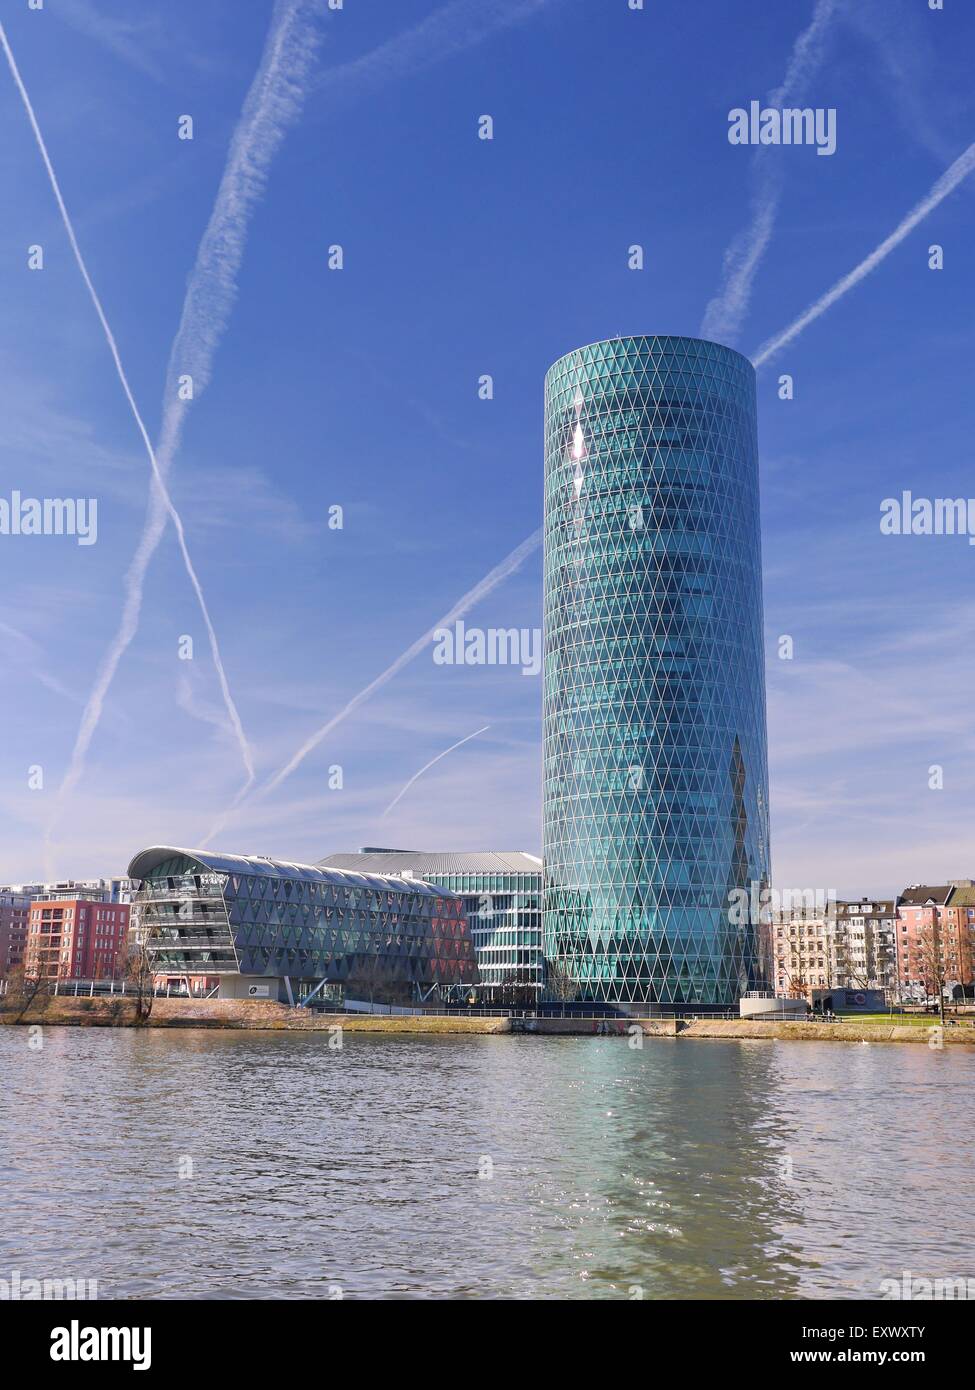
1, 0, 973, 895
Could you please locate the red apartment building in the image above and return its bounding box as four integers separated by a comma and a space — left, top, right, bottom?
896, 883, 975, 1000
0, 893, 30, 977
24, 897, 131, 981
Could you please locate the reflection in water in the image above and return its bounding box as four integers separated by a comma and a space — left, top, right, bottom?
1, 1028, 973, 1299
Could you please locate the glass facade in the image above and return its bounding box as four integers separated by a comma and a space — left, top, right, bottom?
543, 336, 770, 1004
317, 852, 543, 994
449, 877, 542, 993
128, 848, 479, 998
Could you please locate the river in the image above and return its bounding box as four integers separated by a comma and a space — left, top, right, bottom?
1, 1027, 971, 1299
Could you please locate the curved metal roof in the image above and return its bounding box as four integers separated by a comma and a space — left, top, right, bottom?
319, 850, 542, 876
127, 846, 445, 896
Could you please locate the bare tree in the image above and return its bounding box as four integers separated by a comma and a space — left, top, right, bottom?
545, 957, 580, 1004
916, 918, 947, 1029
960, 919, 975, 1009
785, 955, 808, 1001
494, 969, 538, 1010
120, 937, 155, 1025
1, 964, 51, 1023
344, 950, 392, 1007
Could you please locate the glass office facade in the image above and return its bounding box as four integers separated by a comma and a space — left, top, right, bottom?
318, 851, 543, 994
542, 336, 770, 1004
128, 847, 479, 999
448, 874, 542, 994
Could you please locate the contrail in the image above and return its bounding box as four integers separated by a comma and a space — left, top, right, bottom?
381, 725, 491, 818
0, 620, 78, 704
155, 0, 323, 472
700, 0, 839, 344
263, 528, 542, 795
0, 21, 256, 818
752, 139, 975, 367
43, 0, 323, 825
54, 0, 166, 81
312, 0, 559, 106
201, 527, 542, 844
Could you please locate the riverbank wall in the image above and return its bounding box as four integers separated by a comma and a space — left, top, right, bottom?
678, 1018, 973, 1045
2, 997, 973, 1043
0, 997, 510, 1033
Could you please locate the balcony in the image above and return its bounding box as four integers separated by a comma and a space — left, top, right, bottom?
146, 935, 236, 951
138, 914, 228, 931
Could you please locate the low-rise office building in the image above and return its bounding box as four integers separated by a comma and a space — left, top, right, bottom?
318, 849, 543, 997
809, 986, 887, 1013
127, 846, 479, 1005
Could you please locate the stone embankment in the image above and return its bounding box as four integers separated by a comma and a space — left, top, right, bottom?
0, 996, 509, 1033
2, 997, 972, 1044
678, 1017, 975, 1045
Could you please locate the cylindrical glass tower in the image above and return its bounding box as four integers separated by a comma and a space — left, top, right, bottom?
542, 336, 769, 1005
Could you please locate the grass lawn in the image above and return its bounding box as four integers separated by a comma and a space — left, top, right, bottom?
835, 1011, 975, 1027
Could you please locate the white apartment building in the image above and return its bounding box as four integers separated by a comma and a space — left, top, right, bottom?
770, 898, 897, 998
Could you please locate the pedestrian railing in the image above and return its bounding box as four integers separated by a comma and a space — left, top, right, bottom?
405, 1006, 742, 1021
44, 978, 215, 999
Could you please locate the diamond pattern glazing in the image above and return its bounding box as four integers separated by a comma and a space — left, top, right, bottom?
134, 852, 479, 989
542, 336, 770, 1004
